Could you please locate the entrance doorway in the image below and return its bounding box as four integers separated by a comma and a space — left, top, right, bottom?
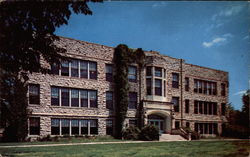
148, 115, 165, 133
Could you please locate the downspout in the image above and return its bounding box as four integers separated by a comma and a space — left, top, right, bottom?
180, 59, 183, 127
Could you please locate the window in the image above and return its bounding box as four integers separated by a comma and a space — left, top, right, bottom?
106, 120, 113, 135
29, 117, 40, 135
204, 102, 208, 114
80, 61, 88, 78
146, 78, 152, 95
213, 103, 217, 115
208, 82, 212, 95
155, 79, 162, 96
186, 122, 190, 128
221, 83, 226, 96
204, 81, 207, 94
89, 62, 97, 79
185, 77, 189, 91
194, 79, 198, 93
221, 103, 226, 116
199, 101, 203, 114
89, 90, 97, 108
51, 63, 59, 75
90, 119, 98, 134
146, 66, 152, 76
172, 97, 179, 112
61, 119, 70, 135
80, 90, 88, 107
51, 87, 59, 106
51, 119, 60, 135
106, 92, 113, 110
106, 64, 113, 82
175, 121, 180, 129
61, 88, 69, 106
71, 60, 79, 77
172, 73, 179, 88
61, 61, 69, 76
194, 100, 198, 114
71, 119, 79, 135
71, 89, 79, 107
185, 99, 189, 113
129, 120, 137, 127
164, 81, 166, 97
155, 67, 162, 77
212, 82, 217, 95
128, 92, 137, 109
164, 69, 166, 78
128, 66, 137, 82
198, 80, 202, 93
29, 84, 40, 104
80, 120, 88, 135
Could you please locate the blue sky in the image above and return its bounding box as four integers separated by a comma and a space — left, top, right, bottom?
56, 1, 250, 110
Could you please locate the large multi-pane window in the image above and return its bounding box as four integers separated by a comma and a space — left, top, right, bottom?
29, 84, 40, 104
194, 100, 217, 115
195, 123, 218, 135
185, 99, 189, 113
146, 78, 152, 95
51, 119, 98, 136
61, 61, 69, 76
172, 73, 179, 88
71, 60, 79, 77
155, 67, 162, 77
185, 77, 189, 91
51, 87, 97, 108
155, 79, 162, 96
106, 64, 113, 82
106, 92, 113, 110
51, 87, 59, 106
172, 97, 179, 112
128, 92, 137, 109
128, 66, 137, 82
146, 66, 152, 76
106, 120, 113, 135
194, 79, 217, 96
29, 117, 40, 135
221, 83, 226, 96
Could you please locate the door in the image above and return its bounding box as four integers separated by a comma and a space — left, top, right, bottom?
148, 119, 164, 133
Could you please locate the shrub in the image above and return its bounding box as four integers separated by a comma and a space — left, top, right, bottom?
122, 126, 140, 140
139, 125, 159, 141
181, 127, 200, 140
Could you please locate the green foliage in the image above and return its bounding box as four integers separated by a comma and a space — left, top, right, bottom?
181, 127, 200, 140
139, 125, 159, 141
121, 126, 140, 140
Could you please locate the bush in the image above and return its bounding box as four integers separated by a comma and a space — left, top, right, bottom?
139, 125, 159, 141
181, 127, 200, 140
122, 126, 140, 140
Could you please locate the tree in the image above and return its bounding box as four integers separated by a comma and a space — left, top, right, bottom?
0, 0, 102, 141
241, 90, 249, 129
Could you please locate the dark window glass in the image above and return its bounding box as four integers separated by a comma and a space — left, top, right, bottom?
212, 82, 217, 95
106, 64, 113, 82
155, 79, 162, 96
29, 84, 40, 104
204, 102, 208, 114
194, 79, 198, 93
172, 73, 179, 88
80, 120, 88, 135
128, 66, 137, 82
51, 87, 59, 106
71, 89, 79, 107
51, 63, 59, 75
221, 83, 226, 96
198, 80, 202, 93
129, 120, 137, 127
61, 119, 70, 135
71, 60, 79, 77
106, 92, 113, 110
51, 119, 60, 135
199, 101, 203, 114
194, 100, 198, 114
172, 97, 179, 112
204, 81, 208, 94
208, 82, 212, 95
129, 92, 137, 109
61, 61, 69, 76
185, 99, 189, 113
186, 122, 190, 128
213, 103, 217, 115
155, 67, 162, 77
185, 77, 189, 91
29, 117, 40, 135
90, 119, 98, 134
80, 90, 88, 107
221, 103, 226, 116
146, 66, 152, 76
71, 119, 79, 135
146, 78, 152, 95
106, 120, 113, 135
175, 121, 180, 129
89, 62, 97, 79
204, 123, 208, 134
209, 123, 213, 134
213, 123, 218, 134
195, 123, 198, 132
80, 61, 88, 78
164, 81, 166, 97
89, 90, 97, 108
208, 102, 213, 115
61, 88, 69, 106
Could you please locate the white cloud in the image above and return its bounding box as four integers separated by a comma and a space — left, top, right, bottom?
212, 5, 244, 21
243, 35, 249, 40
152, 2, 167, 8
223, 33, 233, 38
202, 37, 226, 48
233, 90, 247, 96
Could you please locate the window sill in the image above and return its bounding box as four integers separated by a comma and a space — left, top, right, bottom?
50, 105, 98, 109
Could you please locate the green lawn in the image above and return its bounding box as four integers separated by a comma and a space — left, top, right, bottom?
0, 141, 249, 157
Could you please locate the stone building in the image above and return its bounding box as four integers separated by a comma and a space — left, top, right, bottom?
27, 36, 228, 138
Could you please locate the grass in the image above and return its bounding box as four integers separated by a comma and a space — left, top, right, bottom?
0, 140, 249, 157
